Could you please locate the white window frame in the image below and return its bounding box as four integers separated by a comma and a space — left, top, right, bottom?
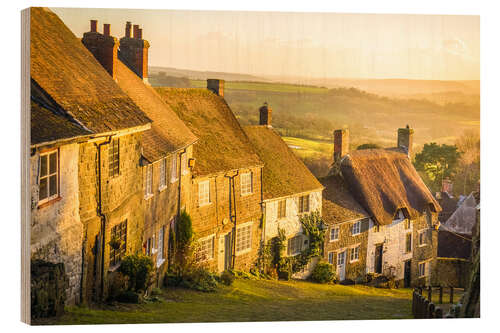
198, 179, 211, 207
145, 164, 153, 199
298, 194, 310, 213
337, 251, 345, 266
159, 158, 167, 191
38, 149, 59, 204
287, 235, 303, 256
350, 245, 360, 262
240, 172, 253, 196
277, 199, 287, 219
328, 251, 335, 265
181, 153, 189, 176
170, 154, 178, 183
352, 220, 361, 235
418, 229, 428, 247
330, 226, 339, 242
196, 234, 215, 262
235, 222, 253, 255
157, 226, 165, 267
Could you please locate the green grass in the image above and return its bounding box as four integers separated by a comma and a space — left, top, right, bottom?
38, 279, 414, 325
191, 80, 329, 94
282, 136, 333, 158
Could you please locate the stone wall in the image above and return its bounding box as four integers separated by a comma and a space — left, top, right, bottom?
189, 166, 263, 273
411, 212, 438, 286
30, 143, 83, 305
431, 258, 471, 287
78, 132, 145, 302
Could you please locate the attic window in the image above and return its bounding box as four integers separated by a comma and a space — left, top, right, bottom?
170, 155, 178, 183
298, 195, 310, 213
198, 180, 211, 206
145, 164, 153, 198
241, 172, 253, 195
159, 158, 167, 190
393, 209, 406, 223
109, 139, 120, 178
352, 221, 361, 235
278, 199, 287, 219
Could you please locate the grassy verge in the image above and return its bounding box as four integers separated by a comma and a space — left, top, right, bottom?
282, 136, 333, 158
37, 279, 414, 325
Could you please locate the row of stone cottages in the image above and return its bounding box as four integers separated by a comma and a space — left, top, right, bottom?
28, 7, 441, 305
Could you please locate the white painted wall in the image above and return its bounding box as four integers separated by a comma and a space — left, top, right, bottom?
366, 216, 413, 280
30, 143, 83, 305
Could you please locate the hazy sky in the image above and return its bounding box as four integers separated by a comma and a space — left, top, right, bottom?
51, 7, 480, 80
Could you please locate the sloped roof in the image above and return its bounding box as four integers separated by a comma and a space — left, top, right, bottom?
30, 7, 151, 135
437, 230, 472, 259
437, 192, 459, 223
114, 60, 197, 162
31, 100, 91, 145
320, 175, 369, 224
340, 149, 441, 225
440, 192, 478, 235
244, 126, 323, 200
154, 88, 263, 176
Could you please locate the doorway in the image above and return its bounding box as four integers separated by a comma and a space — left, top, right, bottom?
375, 244, 383, 274
404, 260, 412, 287
337, 251, 346, 281
218, 232, 233, 272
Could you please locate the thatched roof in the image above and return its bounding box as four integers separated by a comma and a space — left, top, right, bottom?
154, 88, 263, 176
340, 149, 441, 225
244, 126, 323, 200
30, 8, 151, 135
320, 175, 369, 224
114, 61, 197, 162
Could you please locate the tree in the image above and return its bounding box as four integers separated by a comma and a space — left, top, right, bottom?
414, 143, 461, 192
454, 130, 480, 195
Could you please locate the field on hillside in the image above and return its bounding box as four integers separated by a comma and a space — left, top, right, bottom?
37, 279, 413, 325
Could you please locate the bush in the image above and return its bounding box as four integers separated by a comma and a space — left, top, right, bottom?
311, 262, 336, 284
107, 272, 129, 301
31, 260, 68, 319
180, 267, 218, 292
220, 270, 235, 286
118, 254, 154, 292
116, 290, 140, 303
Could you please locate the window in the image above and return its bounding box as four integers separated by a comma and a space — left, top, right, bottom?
145, 237, 154, 256
159, 158, 167, 189
236, 224, 252, 253
373, 224, 380, 233
418, 229, 428, 246
352, 220, 361, 235
394, 209, 405, 222
39, 150, 59, 203
418, 262, 427, 277
337, 252, 345, 266
328, 252, 335, 265
240, 172, 253, 195
170, 155, 178, 182
350, 245, 360, 262
110, 220, 127, 267
196, 235, 215, 262
181, 154, 188, 175
404, 219, 411, 229
198, 180, 211, 206
109, 139, 119, 178
278, 199, 287, 219
145, 164, 153, 198
298, 195, 310, 213
330, 227, 339, 241
405, 232, 412, 253
157, 226, 165, 266
287, 235, 303, 256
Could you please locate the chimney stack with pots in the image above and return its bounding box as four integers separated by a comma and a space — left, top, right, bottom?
119, 23, 150, 83
207, 79, 224, 97
259, 102, 272, 127
82, 20, 119, 80
397, 125, 414, 157
333, 128, 349, 163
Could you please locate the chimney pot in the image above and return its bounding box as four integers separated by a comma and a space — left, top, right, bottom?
125, 21, 132, 38
207, 79, 225, 97
333, 128, 349, 163
133, 25, 139, 39
103, 24, 110, 36
90, 20, 98, 32
259, 102, 272, 127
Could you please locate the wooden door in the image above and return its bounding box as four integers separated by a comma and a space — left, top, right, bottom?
337, 251, 346, 281
404, 260, 411, 287
375, 244, 383, 274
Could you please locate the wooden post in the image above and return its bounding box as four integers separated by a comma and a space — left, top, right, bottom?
428, 286, 432, 302
423, 299, 430, 318
435, 307, 443, 318
450, 287, 454, 304
428, 302, 435, 318
412, 290, 416, 317
439, 286, 443, 304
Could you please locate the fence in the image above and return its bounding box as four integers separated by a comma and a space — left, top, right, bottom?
412, 286, 465, 319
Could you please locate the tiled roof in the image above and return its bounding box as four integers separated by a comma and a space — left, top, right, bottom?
30, 7, 151, 135
115, 60, 197, 162
320, 175, 369, 224
244, 126, 323, 200
154, 88, 263, 177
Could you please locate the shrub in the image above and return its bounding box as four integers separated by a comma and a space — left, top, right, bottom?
311, 262, 336, 284
220, 270, 235, 286
118, 254, 154, 293
31, 260, 68, 319
107, 272, 129, 301
180, 267, 218, 292
116, 290, 140, 303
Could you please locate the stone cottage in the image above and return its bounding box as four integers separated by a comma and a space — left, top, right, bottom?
244, 104, 324, 279
155, 82, 264, 273
81, 20, 198, 286
324, 126, 441, 286
30, 8, 152, 304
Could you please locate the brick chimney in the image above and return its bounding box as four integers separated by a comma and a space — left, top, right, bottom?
259, 102, 272, 127
82, 21, 119, 80
442, 178, 453, 194
397, 125, 414, 157
207, 79, 224, 97
119, 23, 150, 83
333, 128, 349, 162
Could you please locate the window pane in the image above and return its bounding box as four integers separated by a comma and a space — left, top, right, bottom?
49, 152, 57, 174
49, 175, 57, 196
40, 155, 47, 176
39, 178, 48, 200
